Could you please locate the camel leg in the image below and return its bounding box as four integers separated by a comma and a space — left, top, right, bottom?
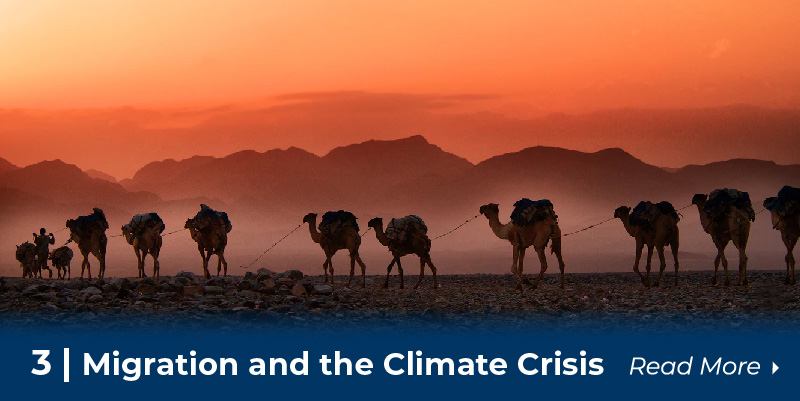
654, 245, 666, 287
511, 247, 523, 290
721, 252, 729, 286
427, 256, 438, 289
355, 254, 367, 288
216, 253, 222, 277
737, 246, 748, 286
84, 256, 92, 280
323, 257, 331, 283
518, 247, 528, 290
643, 244, 653, 288
199, 246, 211, 279
383, 259, 396, 289
632, 241, 645, 285
531, 246, 549, 290
135, 248, 143, 278
671, 234, 680, 286
66, 261, 71, 280
552, 242, 566, 289
219, 252, 228, 277
347, 254, 356, 288
414, 256, 426, 289
152, 254, 160, 281
98, 251, 106, 279
397, 257, 404, 289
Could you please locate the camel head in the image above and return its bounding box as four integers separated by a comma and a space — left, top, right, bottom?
302, 213, 317, 224
479, 203, 499, 218
367, 217, 383, 229
184, 219, 194, 230
65, 219, 75, 229
121, 225, 134, 245
613, 206, 631, 219
691, 194, 708, 206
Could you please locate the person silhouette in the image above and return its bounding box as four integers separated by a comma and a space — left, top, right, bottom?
32, 228, 55, 278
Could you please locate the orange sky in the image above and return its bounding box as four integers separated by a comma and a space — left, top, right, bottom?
1, 1, 798, 109
1, 1, 799, 176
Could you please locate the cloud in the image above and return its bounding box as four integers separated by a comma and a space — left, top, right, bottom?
709, 39, 731, 59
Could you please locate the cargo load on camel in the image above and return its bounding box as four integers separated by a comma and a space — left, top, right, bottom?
66, 208, 109, 241
188, 204, 232, 234
15, 242, 36, 277
124, 213, 165, 235
764, 186, 800, 217
385, 215, 428, 243
319, 210, 359, 236
510, 198, 557, 226
629, 201, 680, 228
704, 188, 756, 222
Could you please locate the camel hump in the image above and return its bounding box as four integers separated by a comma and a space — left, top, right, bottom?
126, 213, 166, 234
765, 186, 800, 217
511, 198, 556, 226
705, 188, 755, 221
190, 206, 232, 233
70, 208, 110, 237
385, 215, 428, 242
319, 210, 359, 235
630, 201, 680, 228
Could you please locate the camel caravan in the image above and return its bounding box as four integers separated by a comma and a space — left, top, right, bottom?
10, 186, 800, 290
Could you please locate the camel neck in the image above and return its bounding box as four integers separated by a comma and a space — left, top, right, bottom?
617, 215, 637, 238
372, 223, 391, 246
306, 221, 321, 243
487, 213, 510, 240
694, 203, 713, 232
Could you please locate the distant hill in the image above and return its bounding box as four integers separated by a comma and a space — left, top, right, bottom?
0, 160, 160, 213
0, 157, 17, 175
84, 169, 117, 183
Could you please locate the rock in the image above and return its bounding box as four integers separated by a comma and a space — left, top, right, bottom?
313, 285, 333, 295
279, 270, 304, 280
205, 277, 226, 287
238, 280, 253, 291
117, 288, 131, 299
136, 284, 158, 294
88, 294, 104, 303
257, 268, 276, 276
82, 286, 102, 296
276, 278, 294, 287
291, 283, 308, 297
244, 271, 256, 280
182, 285, 204, 296
261, 277, 277, 290
22, 285, 42, 296
176, 271, 197, 279
204, 286, 224, 296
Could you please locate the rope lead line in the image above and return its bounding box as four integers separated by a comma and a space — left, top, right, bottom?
241, 223, 303, 269
431, 214, 481, 241
562, 217, 616, 237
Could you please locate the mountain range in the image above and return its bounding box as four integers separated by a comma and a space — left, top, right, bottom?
1, 135, 798, 276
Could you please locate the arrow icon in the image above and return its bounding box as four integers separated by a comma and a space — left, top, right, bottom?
772, 362, 779, 375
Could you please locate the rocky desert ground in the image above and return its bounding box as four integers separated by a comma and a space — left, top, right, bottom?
1, 269, 799, 332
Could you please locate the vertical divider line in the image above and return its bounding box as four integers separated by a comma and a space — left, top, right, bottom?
63, 348, 69, 383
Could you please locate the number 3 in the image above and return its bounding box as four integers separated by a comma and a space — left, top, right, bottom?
32, 350, 51, 375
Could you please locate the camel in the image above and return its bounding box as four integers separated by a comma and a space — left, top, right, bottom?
302, 212, 367, 288
479, 203, 565, 290
15, 242, 36, 278
49, 246, 74, 280
66, 208, 108, 279
185, 220, 228, 279
32, 228, 55, 279
691, 193, 752, 286
765, 205, 799, 285
122, 215, 164, 280
613, 205, 679, 287
367, 216, 438, 289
